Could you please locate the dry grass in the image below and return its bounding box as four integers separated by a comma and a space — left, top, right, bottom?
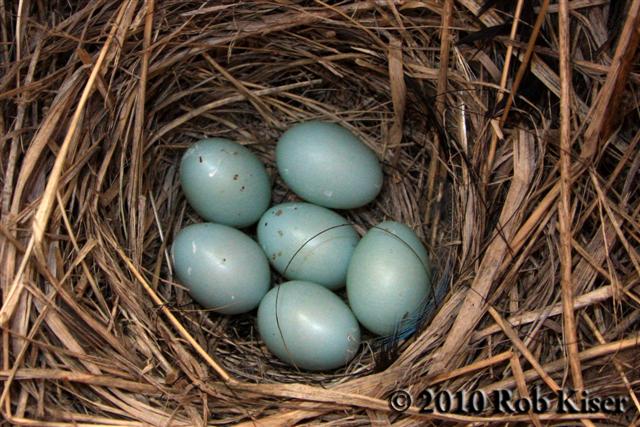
1, 0, 639, 425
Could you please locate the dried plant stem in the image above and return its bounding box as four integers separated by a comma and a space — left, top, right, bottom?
484, 0, 524, 183
582, 0, 640, 160
558, 0, 584, 400
473, 284, 616, 341
488, 306, 561, 393
484, 335, 640, 393
581, 313, 640, 414
424, 351, 512, 386
113, 245, 235, 384
488, 306, 597, 427
510, 352, 542, 427
500, 0, 550, 125
436, 0, 453, 117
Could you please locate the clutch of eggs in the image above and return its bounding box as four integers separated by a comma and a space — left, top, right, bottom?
171, 121, 435, 370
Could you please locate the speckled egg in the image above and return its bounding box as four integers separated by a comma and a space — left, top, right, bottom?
346, 221, 432, 336
257, 202, 359, 290
257, 281, 361, 371
276, 121, 383, 209
180, 138, 271, 228
171, 223, 270, 314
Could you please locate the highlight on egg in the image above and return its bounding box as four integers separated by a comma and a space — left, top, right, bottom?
346, 221, 432, 336
180, 138, 271, 228
276, 121, 383, 209
257, 281, 361, 371
257, 202, 359, 290
171, 223, 271, 315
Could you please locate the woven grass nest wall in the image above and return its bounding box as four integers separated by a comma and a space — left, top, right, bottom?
1, 0, 640, 425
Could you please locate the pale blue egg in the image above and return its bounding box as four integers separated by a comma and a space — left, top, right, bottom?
257, 202, 359, 290
346, 221, 432, 336
257, 281, 361, 370
180, 138, 271, 228
276, 121, 383, 209
171, 223, 270, 314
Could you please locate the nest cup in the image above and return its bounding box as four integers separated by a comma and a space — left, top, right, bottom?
3, 1, 640, 425
155, 20, 452, 380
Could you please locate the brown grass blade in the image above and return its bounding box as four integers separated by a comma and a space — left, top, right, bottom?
558, 0, 584, 397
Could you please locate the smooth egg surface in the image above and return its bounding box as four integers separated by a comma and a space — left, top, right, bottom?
171, 223, 271, 314
180, 138, 271, 227
346, 221, 432, 336
257, 281, 361, 370
257, 202, 359, 290
276, 121, 383, 209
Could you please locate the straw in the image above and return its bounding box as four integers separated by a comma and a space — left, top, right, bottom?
1, 0, 639, 425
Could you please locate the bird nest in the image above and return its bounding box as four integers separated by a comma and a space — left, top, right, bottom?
1, 1, 639, 425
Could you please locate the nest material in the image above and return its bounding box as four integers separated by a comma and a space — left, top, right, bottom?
1, 0, 639, 425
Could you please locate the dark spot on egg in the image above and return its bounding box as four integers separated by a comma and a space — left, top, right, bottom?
240, 185, 245, 191
199, 156, 203, 163
277, 251, 282, 257
222, 258, 227, 262
233, 174, 239, 180
264, 222, 268, 226
233, 151, 238, 155
278, 230, 283, 236
271, 253, 277, 261
275, 209, 283, 216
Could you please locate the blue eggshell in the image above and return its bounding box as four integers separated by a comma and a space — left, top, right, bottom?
257, 202, 359, 290
276, 121, 383, 209
180, 138, 271, 227
346, 221, 432, 336
171, 223, 270, 314
257, 281, 361, 371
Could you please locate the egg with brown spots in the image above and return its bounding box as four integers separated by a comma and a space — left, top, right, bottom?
180, 138, 271, 228
257, 202, 359, 290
